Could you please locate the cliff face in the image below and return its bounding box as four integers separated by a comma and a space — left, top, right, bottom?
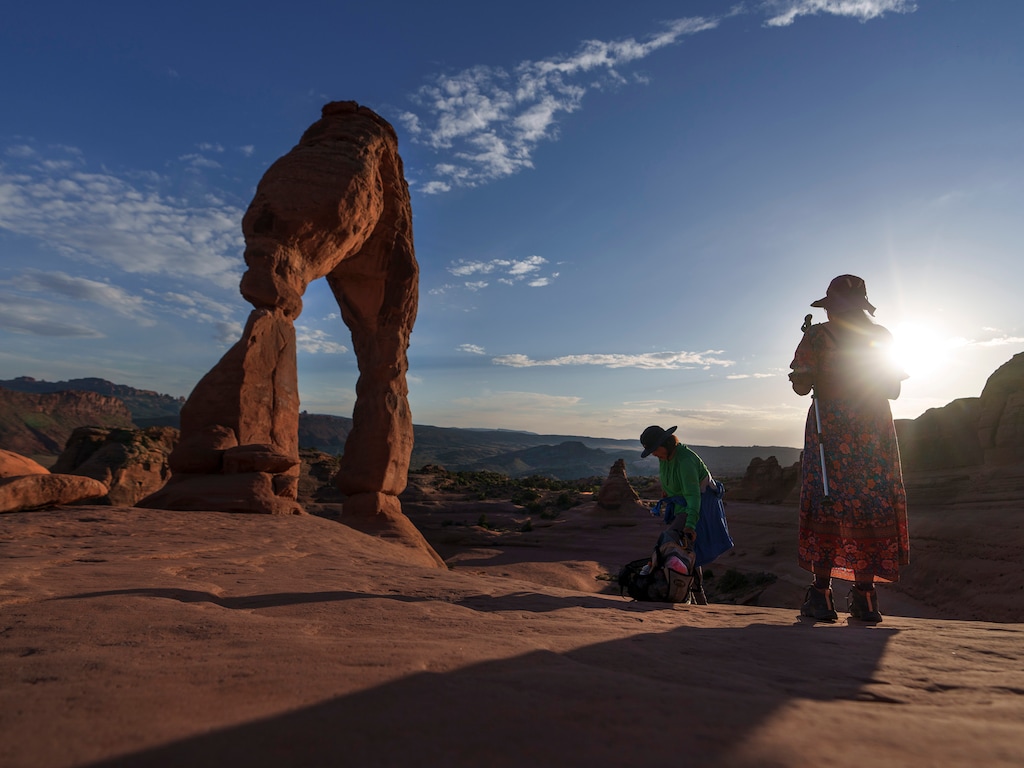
0, 388, 134, 456
976, 352, 1024, 465
897, 351, 1024, 471
0, 377, 183, 425
895, 397, 983, 471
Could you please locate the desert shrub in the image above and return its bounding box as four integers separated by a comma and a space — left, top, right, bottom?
512, 489, 541, 505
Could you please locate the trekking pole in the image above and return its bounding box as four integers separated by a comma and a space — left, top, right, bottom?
802, 314, 833, 507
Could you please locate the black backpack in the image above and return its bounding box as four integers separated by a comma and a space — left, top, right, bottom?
617, 557, 669, 601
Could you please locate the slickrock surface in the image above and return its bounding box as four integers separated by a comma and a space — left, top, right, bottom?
2, 493, 1021, 767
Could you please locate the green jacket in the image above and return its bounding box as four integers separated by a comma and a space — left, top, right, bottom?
659, 444, 710, 530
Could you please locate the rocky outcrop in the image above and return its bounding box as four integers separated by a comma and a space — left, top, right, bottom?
52, 426, 178, 506
596, 459, 641, 510
976, 352, 1024, 465
893, 352, 1024, 472
0, 448, 109, 513
0, 387, 134, 456
895, 398, 983, 471
730, 456, 800, 504
0, 376, 183, 426
141, 101, 419, 524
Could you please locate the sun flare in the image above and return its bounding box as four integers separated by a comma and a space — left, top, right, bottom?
889, 322, 951, 380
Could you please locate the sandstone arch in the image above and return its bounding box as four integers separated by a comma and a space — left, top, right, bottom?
141, 102, 420, 529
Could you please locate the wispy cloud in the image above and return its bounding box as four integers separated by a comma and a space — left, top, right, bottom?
760, 0, 917, 28
399, 3, 916, 193
296, 326, 348, 355
492, 350, 734, 370
13, 269, 151, 322
400, 17, 720, 193
975, 335, 1024, 348
0, 292, 105, 338
447, 255, 557, 290
452, 390, 583, 412
458, 343, 486, 355
154, 290, 244, 340
0, 144, 245, 289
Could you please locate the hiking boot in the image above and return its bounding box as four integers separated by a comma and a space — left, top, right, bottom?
800, 586, 838, 622
690, 567, 708, 605
848, 586, 883, 623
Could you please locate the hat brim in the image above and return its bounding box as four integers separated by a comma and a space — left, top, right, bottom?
640, 425, 677, 457
810, 296, 877, 315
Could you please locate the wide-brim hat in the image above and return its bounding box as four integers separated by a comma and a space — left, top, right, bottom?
811, 274, 876, 315
640, 425, 677, 458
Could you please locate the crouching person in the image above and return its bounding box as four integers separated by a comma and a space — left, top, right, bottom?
640, 425, 714, 604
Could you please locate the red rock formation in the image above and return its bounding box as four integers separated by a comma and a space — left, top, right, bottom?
0, 448, 109, 513
596, 459, 641, 510
141, 102, 419, 526
53, 426, 178, 506
977, 352, 1024, 465
730, 456, 800, 504
0, 387, 134, 456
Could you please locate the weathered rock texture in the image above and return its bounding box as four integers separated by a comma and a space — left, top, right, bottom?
0, 448, 109, 513
53, 426, 178, 506
596, 459, 641, 510
140, 101, 418, 523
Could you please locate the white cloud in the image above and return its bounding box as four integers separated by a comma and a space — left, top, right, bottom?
0, 146, 245, 289
492, 350, 734, 370
446, 255, 557, 290
400, 5, 916, 193
179, 153, 223, 169
13, 269, 153, 323
976, 335, 1024, 348
0, 292, 105, 338
6, 145, 35, 159
401, 16, 719, 192
760, 0, 917, 27
296, 326, 348, 355
458, 343, 486, 355
214, 320, 244, 344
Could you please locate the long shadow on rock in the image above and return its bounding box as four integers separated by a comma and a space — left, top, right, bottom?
83, 622, 898, 768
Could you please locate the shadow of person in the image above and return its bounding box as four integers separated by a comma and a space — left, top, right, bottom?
83, 621, 898, 767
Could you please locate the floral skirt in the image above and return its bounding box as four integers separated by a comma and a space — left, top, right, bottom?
798, 397, 909, 583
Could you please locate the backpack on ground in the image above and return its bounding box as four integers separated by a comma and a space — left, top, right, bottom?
617, 555, 692, 603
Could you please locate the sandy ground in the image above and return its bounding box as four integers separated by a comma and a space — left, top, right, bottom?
1, 484, 1023, 767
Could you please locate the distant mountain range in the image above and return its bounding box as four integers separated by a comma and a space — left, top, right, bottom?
1, 377, 184, 426
0, 376, 799, 479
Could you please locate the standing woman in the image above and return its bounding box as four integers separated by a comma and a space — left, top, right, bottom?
789, 275, 909, 623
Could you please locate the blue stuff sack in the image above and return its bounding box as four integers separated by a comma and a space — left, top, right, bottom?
651, 481, 734, 567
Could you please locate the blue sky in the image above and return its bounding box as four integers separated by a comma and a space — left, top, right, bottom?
2, 0, 1022, 448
